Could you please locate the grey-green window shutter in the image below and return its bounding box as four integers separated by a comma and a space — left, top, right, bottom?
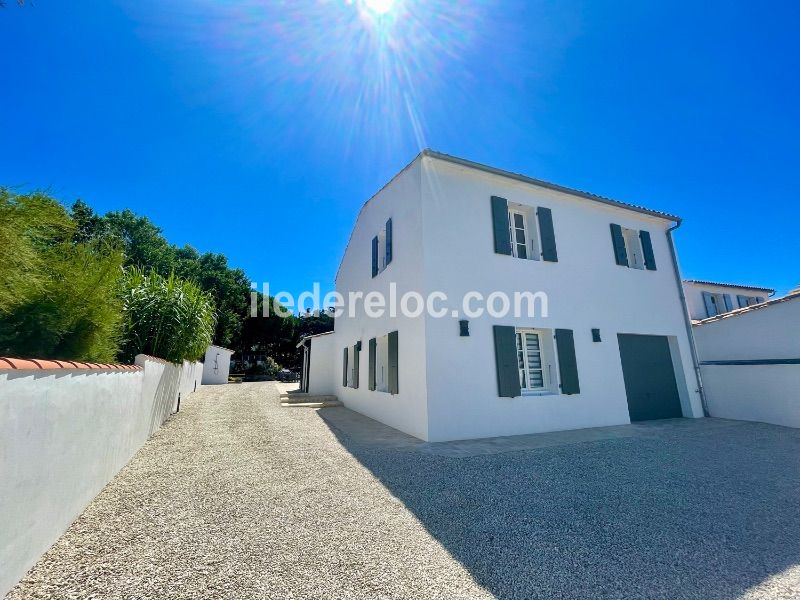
352, 344, 360, 389
387, 331, 399, 394
371, 236, 379, 277
493, 325, 521, 398
756, 296, 765, 304
554, 329, 580, 395
342, 348, 348, 386
702, 292, 716, 317
537, 207, 558, 262
639, 230, 657, 270
491, 196, 512, 255
723, 294, 733, 312
385, 218, 392, 265
368, 338, 376, 391
610, 224, 628, 266
737, 295, 748, 308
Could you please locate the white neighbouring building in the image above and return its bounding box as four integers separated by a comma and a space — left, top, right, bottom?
682, 279, 774, 322
201, 345, 234, 385
301, 150, 705, 442
693, 291, 800, 428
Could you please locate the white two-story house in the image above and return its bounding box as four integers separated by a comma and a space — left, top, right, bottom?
682, 279, 773, 322
301, 150, 705, 442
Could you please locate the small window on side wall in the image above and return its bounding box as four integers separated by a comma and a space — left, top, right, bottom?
371, 218, 393, 278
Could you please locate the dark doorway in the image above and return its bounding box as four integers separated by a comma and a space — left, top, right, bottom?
617, 334, 683, 421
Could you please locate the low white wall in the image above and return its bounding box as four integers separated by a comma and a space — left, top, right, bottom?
694, 295, 800, 428
0, 356, 202, 596
701, 364, 799, 428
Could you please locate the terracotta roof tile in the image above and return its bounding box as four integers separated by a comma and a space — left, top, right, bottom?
0, 357, 142, 371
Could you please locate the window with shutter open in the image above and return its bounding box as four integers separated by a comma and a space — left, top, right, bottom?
371, 220, 393, 277
493, 197, 557, 262
611, 224, 656, 271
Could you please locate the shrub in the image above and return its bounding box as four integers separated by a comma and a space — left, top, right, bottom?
0, 189, 124, 362
119, 267, 216, 363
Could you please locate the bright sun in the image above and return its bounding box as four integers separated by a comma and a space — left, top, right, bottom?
362, 0, 396, 16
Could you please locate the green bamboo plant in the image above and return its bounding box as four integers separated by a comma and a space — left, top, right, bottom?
119, 267, 217, 363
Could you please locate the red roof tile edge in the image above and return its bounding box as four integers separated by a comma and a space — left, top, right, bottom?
0, 357, 142, 371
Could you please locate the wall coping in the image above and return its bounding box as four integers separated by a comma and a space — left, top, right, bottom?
0, 357, 142, 371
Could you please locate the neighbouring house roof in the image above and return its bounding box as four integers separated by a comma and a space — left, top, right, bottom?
296, 330, 334, 348
693, 290, 800, 326
683, 279, 775, 293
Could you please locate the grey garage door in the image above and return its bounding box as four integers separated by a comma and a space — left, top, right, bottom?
617, 334, 683, 421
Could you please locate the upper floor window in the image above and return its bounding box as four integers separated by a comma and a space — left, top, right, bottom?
737, 294, 765, 308
508, 208, 537, 260
702, 292, 730, 317
610, 223, 656, 271
491, 196, 558, 262
371, 218, 393, 278
703, 292, 765, 317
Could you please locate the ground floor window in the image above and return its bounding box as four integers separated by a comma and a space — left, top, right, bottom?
515, 328, 556, 394
373, 334, 388, 392
368, 330, 398, 394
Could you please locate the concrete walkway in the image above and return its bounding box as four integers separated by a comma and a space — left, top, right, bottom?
8, 383, 800, 599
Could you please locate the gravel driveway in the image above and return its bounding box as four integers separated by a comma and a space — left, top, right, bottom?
7, 383, 800, 599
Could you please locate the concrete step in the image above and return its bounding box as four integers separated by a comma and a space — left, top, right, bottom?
281, 400, 342, 408
280, 394, 338, 404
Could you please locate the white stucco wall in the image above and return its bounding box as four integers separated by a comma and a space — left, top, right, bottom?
0, 357, 202, 596
307, 333, 336, 396
683, 281, 771, 321
700, 365, 799, 428
694, 295, 800, 427
419, 156, 703, 441
201, 345, 233, 385
332, 158, 431, 441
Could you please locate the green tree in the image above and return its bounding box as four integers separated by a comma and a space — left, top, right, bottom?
72, 202, 251, 349
0, 189, 124, 362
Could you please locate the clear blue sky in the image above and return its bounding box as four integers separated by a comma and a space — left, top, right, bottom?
1, 1, 798, 299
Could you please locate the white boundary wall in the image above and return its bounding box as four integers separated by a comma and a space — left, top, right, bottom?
0, 356, 202, 596
694, 295, 800, 428
700, 364, 799, 428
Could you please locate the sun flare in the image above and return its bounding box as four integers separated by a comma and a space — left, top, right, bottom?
361, 0, 396, 16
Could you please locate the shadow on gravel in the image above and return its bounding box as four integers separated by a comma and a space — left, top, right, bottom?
318, 408, 800, 599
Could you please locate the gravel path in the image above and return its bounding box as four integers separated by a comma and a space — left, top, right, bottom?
7, 382, 800, 599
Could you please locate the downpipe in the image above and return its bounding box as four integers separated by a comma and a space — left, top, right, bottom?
667, 221, 709, 417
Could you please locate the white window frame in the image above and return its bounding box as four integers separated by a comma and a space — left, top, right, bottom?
374, 334, 390, 393
507, 207, 541, 261
377, 229, 387, 273
346, 346, 354, 388
515, 328, 555, 394
621, 227, 645, 270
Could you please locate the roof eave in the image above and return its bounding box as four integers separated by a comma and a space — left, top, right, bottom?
422, 149, 682, 223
